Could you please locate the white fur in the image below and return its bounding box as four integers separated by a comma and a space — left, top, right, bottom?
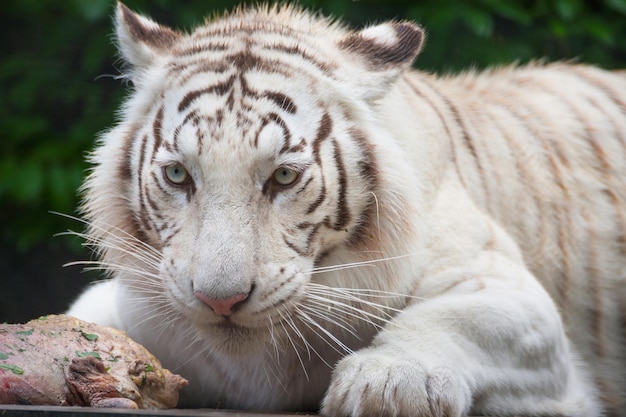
68, 4, 625, 416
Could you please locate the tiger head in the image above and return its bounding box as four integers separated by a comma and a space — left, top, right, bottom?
84, 3, 424, 353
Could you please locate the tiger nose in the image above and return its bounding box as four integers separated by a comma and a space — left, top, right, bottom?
194, 291, 250, 317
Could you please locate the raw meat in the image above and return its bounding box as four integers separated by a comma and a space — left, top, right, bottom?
0, 315, 187, 409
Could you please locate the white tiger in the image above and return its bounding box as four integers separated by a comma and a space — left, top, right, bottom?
68, 3, 626, 416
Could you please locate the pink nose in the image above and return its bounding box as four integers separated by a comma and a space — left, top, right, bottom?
194, 291, 249, 316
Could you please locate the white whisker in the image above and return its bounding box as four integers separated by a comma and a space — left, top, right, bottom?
297, 304, 360, 339
307, 252, 419, 275
294, 307, 354, 358
277, 309, 310, 381
52, 212, 161, 260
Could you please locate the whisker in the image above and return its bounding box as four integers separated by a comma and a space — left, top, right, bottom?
305, 292, 394, 323
52, 212, 161, 260
277, 309, 310, 381
58, 229, 162, 268
64, 260, 162, 283
295, 307, 354, 358
368, 191, 382, 243
297, 304, 360, 339
306, 252, 419, 275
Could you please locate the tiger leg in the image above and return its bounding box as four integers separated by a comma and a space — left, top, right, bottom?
321, 258, 599, 417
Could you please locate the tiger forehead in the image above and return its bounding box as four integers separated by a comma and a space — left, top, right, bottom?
158, 88, 322, 160
165, 10, 338, 81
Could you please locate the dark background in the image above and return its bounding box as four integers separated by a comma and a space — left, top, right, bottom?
2, 0, 626, 323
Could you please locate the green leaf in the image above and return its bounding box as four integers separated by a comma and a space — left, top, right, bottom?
75, 351, 102, 360
0, 352, 9, 360
80, 330, 99, 342
15, 328, 34, 336
0, 364, 25, 375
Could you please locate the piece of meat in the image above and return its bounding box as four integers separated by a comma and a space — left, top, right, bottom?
0, 315, 187, 409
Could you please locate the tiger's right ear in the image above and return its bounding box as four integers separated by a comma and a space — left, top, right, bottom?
115, 2, 181, 80
337, 21, 425, 102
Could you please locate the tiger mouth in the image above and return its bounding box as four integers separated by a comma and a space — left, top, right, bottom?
212, 317, 243, 330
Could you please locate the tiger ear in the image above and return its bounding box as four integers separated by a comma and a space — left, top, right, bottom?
337, 21, 425, 101
115, 2, 181, 79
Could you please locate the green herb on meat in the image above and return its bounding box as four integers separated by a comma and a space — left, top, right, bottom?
80, 330, 99, 341
15, 328, 34, 336
75, 351, 102, 360
0, 364, 24, 375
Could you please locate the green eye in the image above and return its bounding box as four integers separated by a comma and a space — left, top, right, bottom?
164, 163, 189, 185
273, 167, 299, 186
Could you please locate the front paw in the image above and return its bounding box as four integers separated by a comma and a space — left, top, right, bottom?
321, 351, 470, 417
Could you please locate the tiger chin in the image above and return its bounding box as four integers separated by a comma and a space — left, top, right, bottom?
67, 2, 626, 416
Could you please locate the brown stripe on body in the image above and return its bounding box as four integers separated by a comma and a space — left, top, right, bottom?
441, 96, 492, 210
568, 67, 626, 148
404, 75, 466, 189
542, 87, 626, 357
492, 86, 574, 314
488, 104, 549, 264
581, 209, 606, 357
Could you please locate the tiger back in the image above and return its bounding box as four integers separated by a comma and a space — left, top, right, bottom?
68, 3, 626, 416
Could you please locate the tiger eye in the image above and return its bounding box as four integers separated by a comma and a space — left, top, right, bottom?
164, 163, 189, 185
273, 167, 299, 186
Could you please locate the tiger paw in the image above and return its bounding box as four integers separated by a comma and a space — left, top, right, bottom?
320, 351, 471, 417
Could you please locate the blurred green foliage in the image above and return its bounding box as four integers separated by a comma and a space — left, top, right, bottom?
2, 0, 626, 251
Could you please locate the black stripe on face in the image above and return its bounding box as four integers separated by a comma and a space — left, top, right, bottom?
263, 43, 335, 75
136, 134, 154, 234
178, 74, 236, 112
264, 91, 297, 114
327, 139, 350, 231
151, 106, 165, 161
283, 233, 307, 256
254, 112, 292, 150
306, 179, 326, 214
345, 128, 380, 248
119, 127, 137, 182
312, 113, 333, 163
